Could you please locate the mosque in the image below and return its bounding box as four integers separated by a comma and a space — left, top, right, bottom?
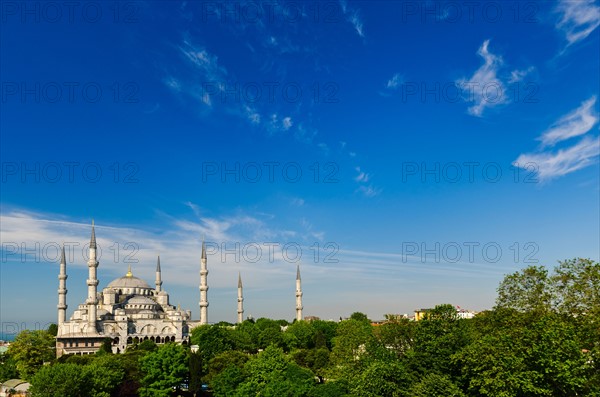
55, 222, 304, 356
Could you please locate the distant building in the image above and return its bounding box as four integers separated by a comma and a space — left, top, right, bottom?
414, 306, 477, 321
304, 316, 320, 322
456, 307, 476, 319
414, 308, 432, 321
0, 379, 30, 397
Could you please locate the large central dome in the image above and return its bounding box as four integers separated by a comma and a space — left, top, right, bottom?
106, 266, 152, 295
107, 275, 151, 289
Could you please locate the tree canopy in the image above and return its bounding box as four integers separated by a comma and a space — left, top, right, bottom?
8, 257, 600, 396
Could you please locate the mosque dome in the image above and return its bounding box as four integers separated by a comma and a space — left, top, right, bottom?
107, 276, 151, 289
126, 295, 157, 306
106, 266, 152, 294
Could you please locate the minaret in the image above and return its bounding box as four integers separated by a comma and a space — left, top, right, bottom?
86, 220, 99, 334
155, 255, 162, 292
199, 238, 209, 325
237, 272, 244, 323
57, 245, 68, 326
295, 265, 303, 321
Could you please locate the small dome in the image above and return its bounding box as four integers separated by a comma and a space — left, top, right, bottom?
126, 295, 157, 305
107, 275, 151, 290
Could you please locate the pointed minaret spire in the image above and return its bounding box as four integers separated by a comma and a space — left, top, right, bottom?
295, 265, 303, 321
199, 236, 209, 324
57, 245, 68, 326
237, 272, 244, 323
155, 255, 162, 292
86, 220, 99, 334
90, 219, 96, 248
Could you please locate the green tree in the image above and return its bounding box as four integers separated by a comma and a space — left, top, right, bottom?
46, 324, 58, 337
407, 304, 472, 377
206, 350, 249, 384
455, 312, 591, 397
0, 354, 18, 382
139, 343, 189, 397
137, 339, 158, 352
258, 326, 284, 349
411, 373, 465, 397
210, 365, 245, 396
191, 325, 235, 372
329, 319, 375, 381
552, 258, 600, 316
254, 318, 284, 349
285, 320, 317, 350
310, 320, 338, 350
29, 363, 90, 397
290, 348, 330, 378
114, 347, 148, 397
63, 354, 94, 365
374, 316, 414, 358
8, 330, 55, 379
85, 354, 126, 397
456, 332, 547, 397
349, 312, 370, 323
496, 265, 552, 312
231, 320, 259, 353
235, 345, 316, 396
97, 338, 114, 355
189, 351, 203, 396
309, 380, 349, 397
351, 360, 411, 397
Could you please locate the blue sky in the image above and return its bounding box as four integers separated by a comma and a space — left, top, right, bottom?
1, 0, 599, 331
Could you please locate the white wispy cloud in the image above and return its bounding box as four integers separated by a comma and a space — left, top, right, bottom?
300, 218, 325, 242
168, 39, 324, 149
386, 73, 403, 90
357, 185, 381, 198
555, 0, 600, 46
339, 0, 365, 38
293, 124, 317, 144
180, 42, 228, 83
164, 76, 182, 92
267, 114, 294, 134
514, 136, 600, 182
457, 39, 507, 117
282, 116, 293, 130
514, 97, 600, 182
353, 165, 380, 197
244, 105, 261, 125
290, 198, 305, 207
508, 66, 535, 83
1, 207, 512, 321
317, 142, 329, 155
539, 96, 598, 147
354, 166, 370, 182
0, 206, 329, 289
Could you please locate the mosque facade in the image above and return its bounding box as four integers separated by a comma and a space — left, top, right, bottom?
55, 222, 303, 356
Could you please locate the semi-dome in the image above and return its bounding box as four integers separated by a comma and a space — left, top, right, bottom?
126, 295, 157, 305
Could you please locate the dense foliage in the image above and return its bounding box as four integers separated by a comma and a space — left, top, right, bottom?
1, 258, 597, 396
